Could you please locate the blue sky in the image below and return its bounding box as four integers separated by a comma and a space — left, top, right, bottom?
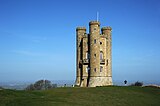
0, 0, 160, 83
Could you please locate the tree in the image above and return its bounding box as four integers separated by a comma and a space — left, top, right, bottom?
25, 79, 57, 90
25, 84, 35, 90
44, 80, 53, 89
34, 80, 45, 90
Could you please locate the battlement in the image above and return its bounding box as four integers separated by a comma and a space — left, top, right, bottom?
101, 26, 112, 31
76, 27, 86, 31
89, 21, 100, 26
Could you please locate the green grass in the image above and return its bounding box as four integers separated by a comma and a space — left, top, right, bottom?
0, 86, 160, 106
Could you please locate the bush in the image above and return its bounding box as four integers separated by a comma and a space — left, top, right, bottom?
130, 81, 143, 86
135, 81, 143, 86
26, 79, 57, 90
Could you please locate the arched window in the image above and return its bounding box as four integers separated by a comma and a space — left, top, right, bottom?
100, 51, 103, 60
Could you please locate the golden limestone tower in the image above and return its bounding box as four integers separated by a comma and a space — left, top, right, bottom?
75, 21, 113, 87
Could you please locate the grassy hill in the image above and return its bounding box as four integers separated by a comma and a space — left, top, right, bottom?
0, 86, 160, 106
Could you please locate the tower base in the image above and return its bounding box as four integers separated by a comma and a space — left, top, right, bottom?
75, 77, 88, 87
75, 77, 81, 86
88, 76, 112, 87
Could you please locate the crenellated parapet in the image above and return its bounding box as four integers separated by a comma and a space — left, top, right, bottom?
101, 26, 112, 31
101, 27, 112, 34
76, 27, 86, 31
89, 21, 100, 26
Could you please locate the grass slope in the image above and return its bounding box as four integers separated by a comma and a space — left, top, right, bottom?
0, 86, 160, 106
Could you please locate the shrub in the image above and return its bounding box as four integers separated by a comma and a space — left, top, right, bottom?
130, 81, 143, 86
134, 81, 143, 86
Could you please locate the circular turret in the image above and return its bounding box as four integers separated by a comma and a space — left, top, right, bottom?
101, 27, 112, 34
75, 27, 86, 86
76, 27, 86, 37
89, 20, 100, 81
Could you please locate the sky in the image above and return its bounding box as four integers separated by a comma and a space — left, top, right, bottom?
0, 0, 160, 83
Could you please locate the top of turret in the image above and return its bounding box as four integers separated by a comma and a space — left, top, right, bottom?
76, 27, 86, 31
89, 21, 100, 26
101, 26, 112, 31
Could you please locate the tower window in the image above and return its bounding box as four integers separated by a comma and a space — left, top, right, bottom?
100, 51, 103, 60
86, 52, 89, 59
100, 66, 103, 72
86, 67, 90, 73
100, 42, 102, 45
94, 28, 96, 30
94, 68, 96, 72
94, 39, 96, 44
94, 54, 96, 58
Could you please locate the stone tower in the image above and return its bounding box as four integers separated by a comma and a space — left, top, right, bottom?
75, 21, 112, 87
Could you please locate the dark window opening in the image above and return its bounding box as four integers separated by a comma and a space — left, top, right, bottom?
94, 54, 96, 58
86, 52, 90, 59
94, 39, 96, 44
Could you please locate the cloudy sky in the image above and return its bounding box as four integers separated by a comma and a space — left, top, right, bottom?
0, 0, 160, 83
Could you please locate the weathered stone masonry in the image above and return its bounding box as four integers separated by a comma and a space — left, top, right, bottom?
75, 21, 112, 87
